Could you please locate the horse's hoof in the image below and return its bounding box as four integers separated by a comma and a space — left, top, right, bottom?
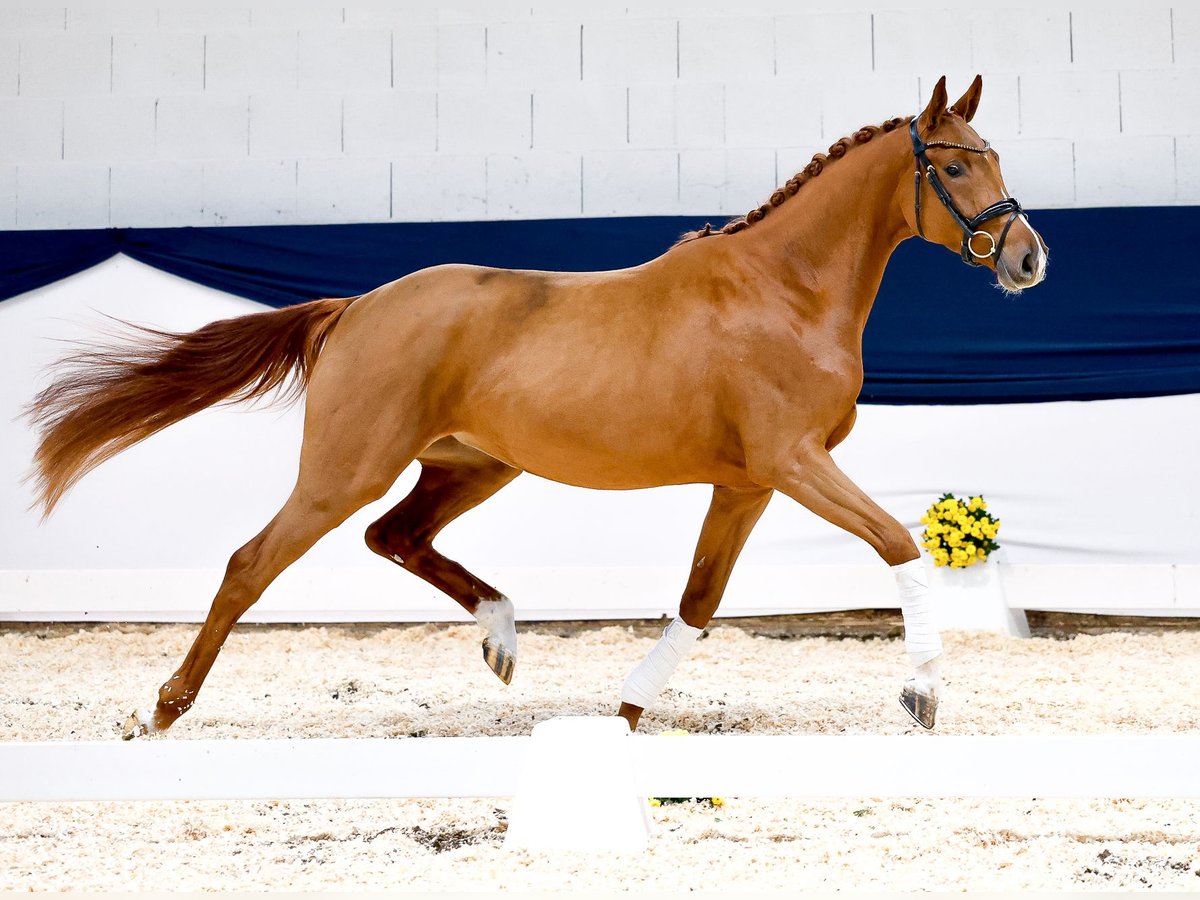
482, 639, 515, 685
899, 683, 937, 730
120, 708, 157, 740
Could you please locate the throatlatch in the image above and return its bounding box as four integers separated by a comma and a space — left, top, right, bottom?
909, 118, 1025, 268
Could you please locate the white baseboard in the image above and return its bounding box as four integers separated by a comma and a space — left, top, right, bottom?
1, 564, 1197, 623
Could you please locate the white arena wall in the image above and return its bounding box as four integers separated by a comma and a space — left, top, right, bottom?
2, 2, 1198, 622
0, 1, 1196, 225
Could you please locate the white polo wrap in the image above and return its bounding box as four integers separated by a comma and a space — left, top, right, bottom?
893, 558, 942, 667
620, 617, 703, 709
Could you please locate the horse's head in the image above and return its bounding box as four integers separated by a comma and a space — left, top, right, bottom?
905, 75, 1048, 293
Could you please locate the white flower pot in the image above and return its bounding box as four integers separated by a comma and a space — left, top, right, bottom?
928, 549, 1029, 637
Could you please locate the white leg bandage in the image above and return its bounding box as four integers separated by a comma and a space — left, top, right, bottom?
620, 617, 703, 709
893, 558, 942, 669
474, 596, 517, 655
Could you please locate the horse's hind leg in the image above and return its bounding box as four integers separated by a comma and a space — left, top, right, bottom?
617, 485, 773, 732
123, 427, 427, 738
364, 437, 522, 683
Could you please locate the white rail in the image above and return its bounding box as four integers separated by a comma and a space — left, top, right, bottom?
3, 735, 1198, 802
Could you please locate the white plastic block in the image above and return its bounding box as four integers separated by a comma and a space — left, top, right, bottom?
343, 90, 436, 156
436, 24, 486, 88
725, 80, 822, 149
990, 138, 1074, 208
627, 85, 674, 148
154, 95, 248, 161
109, 160, 203, 228
0, 165, 15, 226
63, 96, 155, 162
1074, 136, 1175, 207
0, 98, 62, 162
65, 5, 156, 31
674, 83, 724, 148
873, 11, 972, 73
201, 159, 295, 226
1018, 70, 1119, 140
391, 153, 486, 221
487, 21, 580, 86
392, 23, 438, 91
775, 13, 871, 76
298, 28, 392, 92
1121, 69, 1200, 137
437, 88, 531, 153
16, 34, 111, 97
533, 84, 625, 151
823, 75, 917, 138
16, 162, 109, 228
297, 158, 391, 224
969, 10, 1071, 71
679, 147, 775, 216
1176, 6, 1200, 67
486, 152, 582, 219
112, 32, 204, 95
0, 36, 17, 97
582, 18, 677, 85
582, 149, 678, 216
1071, 8, 1173, 69
678, 16, 774, 83
505, 717, 650, 853
249, 93, 342, 159
204, 30, 297, 92
932, 559, 1029, 638
1178, 136, 1200, 201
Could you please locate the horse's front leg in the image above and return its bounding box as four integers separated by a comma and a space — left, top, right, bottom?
762, 444, 942, 728
617, 485, 773, 731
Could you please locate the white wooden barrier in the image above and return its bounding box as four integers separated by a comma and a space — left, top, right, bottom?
3, 564, 1199, 623
4, 734, 1199, 802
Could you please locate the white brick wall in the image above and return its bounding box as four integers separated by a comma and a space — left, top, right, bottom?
1, 2, 1197, 229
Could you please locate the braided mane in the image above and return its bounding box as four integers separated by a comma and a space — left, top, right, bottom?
675, 115, 913, 245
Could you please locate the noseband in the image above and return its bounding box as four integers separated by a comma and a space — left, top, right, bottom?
909, 118, 1024, 267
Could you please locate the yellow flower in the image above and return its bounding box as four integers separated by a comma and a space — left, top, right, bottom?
946, 530, 963, 547
931, 548, 949, 566
711, 798, 725, 807
923, 537, 940, 550
649, 798, 662, 807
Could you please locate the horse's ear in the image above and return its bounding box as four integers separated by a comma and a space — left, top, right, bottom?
918, 76, 949, 131
950, 75, 984, 122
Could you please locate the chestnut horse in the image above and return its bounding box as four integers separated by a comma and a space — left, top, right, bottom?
27, 76, 1046, 739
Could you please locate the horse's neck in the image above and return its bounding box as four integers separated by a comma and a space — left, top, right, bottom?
739, 130, 913, 334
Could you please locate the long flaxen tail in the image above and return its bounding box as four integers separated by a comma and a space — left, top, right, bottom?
25, 296, 356, 518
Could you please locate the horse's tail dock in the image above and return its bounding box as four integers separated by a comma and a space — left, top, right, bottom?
24, 295, 357, 517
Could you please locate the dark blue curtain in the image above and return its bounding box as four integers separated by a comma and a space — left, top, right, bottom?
2, 207, 1198, 404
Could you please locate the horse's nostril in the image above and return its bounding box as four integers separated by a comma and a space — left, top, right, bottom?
1021, 251, 1035, 277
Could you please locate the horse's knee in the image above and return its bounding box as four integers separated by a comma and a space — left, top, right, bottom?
878, 527, 919, 567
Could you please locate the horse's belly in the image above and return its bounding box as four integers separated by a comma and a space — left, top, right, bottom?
450, 428, 749, 491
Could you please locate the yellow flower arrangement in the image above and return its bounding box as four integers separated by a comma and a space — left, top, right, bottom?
919, 493, 1001, 568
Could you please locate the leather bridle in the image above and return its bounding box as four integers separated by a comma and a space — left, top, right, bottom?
909, 118, 1025, 267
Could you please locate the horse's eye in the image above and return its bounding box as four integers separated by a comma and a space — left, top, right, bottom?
946, 163, 963, 177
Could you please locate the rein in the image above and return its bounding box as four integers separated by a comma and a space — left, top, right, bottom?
909, 118, 1024, 267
